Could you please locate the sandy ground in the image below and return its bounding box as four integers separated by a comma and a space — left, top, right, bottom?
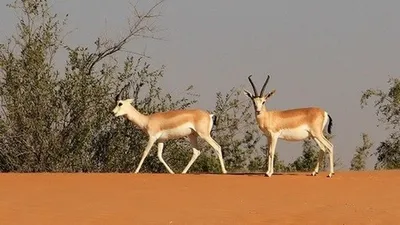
0, 170, 399, 225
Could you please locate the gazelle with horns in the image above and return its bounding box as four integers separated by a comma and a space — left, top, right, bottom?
244, 75, 335, 177
112, 84, 227, 174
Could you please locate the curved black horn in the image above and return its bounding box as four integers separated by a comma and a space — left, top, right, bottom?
259, 75, 270, 96
115, 83, 130, 102
115, 93, 121, 103
247, 75, 258, 96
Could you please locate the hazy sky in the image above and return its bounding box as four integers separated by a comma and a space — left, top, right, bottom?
1, 0, 399, 169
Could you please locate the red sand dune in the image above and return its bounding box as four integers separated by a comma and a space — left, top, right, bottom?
1, 170, 399, 225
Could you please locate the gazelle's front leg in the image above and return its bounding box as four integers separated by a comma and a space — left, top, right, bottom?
266, 135, 278, 177
134, 137, 157, 173
266, 137, 272, 175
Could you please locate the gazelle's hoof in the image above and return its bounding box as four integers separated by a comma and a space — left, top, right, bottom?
265, 172, 272, 177
222, 170, 228, 174
327, 173, 334, 178
312, 171, 318, 176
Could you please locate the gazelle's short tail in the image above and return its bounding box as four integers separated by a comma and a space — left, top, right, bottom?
212, 114, 218, 127
209, 114, 218, 134
327, 114, 333, 134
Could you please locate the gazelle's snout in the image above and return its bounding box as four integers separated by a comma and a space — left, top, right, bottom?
112, 106, 118, 116
252, 97, 265, 115
112, 101, 124, 117
112, 100, 133, 117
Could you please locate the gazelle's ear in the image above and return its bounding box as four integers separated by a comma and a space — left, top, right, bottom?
243, 89, 254, 99
266, 90, 276, 99
125, 99, 134, 104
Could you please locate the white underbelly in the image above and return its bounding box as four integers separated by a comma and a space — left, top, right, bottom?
158, 123, 194, 141
278, 125, 310, 141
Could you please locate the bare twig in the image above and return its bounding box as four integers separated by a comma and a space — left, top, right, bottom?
86, 0, 164, 76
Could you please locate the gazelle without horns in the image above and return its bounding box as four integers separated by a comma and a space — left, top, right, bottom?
244, 75, 335, 177
112, 84, 227, 174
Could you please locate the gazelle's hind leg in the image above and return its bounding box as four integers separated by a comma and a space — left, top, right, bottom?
315, 134, 334, 178
323, 135, 335, 177
201, 135, 227, 174
312, 138, 326, 176
182, 134, 201, 174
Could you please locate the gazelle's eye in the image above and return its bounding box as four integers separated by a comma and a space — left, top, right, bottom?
118, 102, 123, 106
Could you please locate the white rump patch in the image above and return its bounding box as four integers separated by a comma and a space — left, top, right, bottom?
323, 111, 329, 130
209, 114, 214, 133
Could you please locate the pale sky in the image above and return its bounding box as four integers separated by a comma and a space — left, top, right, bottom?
1, 0, 399, 169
